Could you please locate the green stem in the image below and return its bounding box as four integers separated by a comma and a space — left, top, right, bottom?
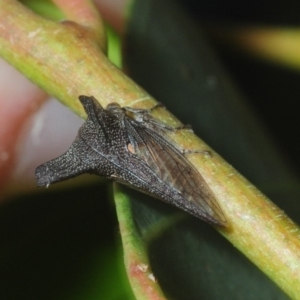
114, 191, 167, 300
0, 0, 150, 118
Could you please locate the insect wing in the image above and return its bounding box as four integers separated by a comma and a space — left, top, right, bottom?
35, 96, 226, 225
124, 117, 227, 225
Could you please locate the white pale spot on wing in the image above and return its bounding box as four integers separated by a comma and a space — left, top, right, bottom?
127, 143, 135, 154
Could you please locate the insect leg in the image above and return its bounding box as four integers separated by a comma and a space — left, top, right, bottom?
124, 102, 165, 114
161, 123, 193, 132
148, 102, 165, 112
125, 103, 192, 132
125, 103, 211, 156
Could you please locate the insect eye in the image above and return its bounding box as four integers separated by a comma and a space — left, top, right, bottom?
107, 102, 121, 110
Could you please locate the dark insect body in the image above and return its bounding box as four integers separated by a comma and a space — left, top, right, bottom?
35, 96, 227, 226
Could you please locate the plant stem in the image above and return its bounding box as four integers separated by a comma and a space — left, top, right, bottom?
0, 0, 150, 118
